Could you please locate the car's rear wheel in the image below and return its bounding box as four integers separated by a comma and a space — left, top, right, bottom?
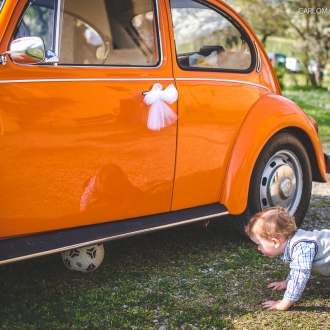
236, 132, 312, 237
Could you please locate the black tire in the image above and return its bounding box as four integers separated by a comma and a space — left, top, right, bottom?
236, 131, 312, 237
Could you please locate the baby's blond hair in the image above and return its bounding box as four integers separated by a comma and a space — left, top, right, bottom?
245, 206, 297, 241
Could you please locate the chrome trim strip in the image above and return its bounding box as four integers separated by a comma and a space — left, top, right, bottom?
176, 78, 269, 90
0, 77, 268, 90
0, 78, 174, 84
56, 64, 162, 69
155, 0, 163, 68
0, 211, 228, 265
254, 41, 261, 73
54, 0, 62, 60
0, 0, 5, 12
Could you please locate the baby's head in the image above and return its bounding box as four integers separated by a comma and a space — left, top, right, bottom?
245, 206, 297, 241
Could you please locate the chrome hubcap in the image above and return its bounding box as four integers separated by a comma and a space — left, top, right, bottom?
259, 150, 303, 214
280, 177, 293, 198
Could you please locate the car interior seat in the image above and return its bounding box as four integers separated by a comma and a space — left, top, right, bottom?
199, 45, 225, 57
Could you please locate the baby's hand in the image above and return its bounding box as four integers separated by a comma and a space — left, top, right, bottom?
262, 298, 293, 311
262, 300, 282, 310
267, 280, 288, 291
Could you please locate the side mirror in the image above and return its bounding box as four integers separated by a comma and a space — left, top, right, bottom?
6, 37, 45, 65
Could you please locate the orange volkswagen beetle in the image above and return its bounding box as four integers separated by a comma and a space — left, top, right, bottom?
0, 0, 328, 269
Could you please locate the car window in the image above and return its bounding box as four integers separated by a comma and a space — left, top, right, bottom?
59, 15, 105, 65
59, 0, 159, 66
132, 12, 157, 64
170, 0, 253, 72
13, 0, 55, 51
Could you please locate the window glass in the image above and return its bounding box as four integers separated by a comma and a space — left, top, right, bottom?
132, 12, 156, 65
59, 0, 158, 66
14, 0, 55, 51
170, 0, 252, 71
59, 16, 105, 64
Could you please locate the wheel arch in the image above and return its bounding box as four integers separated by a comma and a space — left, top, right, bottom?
288, 127, 325, 182
220, 93, 327, 215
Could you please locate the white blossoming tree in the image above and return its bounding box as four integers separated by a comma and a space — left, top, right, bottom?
230, 0, 330, 87
278, 0, 330, 87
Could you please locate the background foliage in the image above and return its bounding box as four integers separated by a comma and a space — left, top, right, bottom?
229, 0, 330, 87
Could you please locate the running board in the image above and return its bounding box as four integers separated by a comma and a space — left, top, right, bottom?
0, 203, 228, 265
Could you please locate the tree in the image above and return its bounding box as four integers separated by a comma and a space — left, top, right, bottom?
229, 0, 289, 46
230, 0, 330, 87
277, 0, 330, 87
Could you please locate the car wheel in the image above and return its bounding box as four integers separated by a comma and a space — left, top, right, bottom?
236, 132, 312, 237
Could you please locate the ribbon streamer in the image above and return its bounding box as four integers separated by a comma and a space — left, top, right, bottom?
143, 83, 178, 131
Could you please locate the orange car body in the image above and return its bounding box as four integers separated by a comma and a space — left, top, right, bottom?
0, 0, 326, 251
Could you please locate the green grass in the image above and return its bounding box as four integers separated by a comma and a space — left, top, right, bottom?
283, 73, 330, 90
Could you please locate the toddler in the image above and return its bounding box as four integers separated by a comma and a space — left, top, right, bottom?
245, 206, 330, 310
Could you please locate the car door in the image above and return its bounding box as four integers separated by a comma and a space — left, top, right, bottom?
167, 0, 270, 210
0, 0, 177, 238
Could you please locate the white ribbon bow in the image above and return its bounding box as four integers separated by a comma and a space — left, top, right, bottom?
143, 83, 178, 131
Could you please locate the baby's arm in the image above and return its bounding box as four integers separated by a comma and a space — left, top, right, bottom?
263, 241, 316, 311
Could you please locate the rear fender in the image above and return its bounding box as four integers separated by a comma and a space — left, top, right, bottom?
220, 93, 326, 214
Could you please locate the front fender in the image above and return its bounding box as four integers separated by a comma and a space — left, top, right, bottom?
220, 93, 327, 215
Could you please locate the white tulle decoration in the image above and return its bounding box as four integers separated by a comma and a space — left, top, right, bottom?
143, 83, 178, 131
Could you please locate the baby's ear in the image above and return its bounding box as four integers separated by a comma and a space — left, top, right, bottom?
271, 237, 281, 248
